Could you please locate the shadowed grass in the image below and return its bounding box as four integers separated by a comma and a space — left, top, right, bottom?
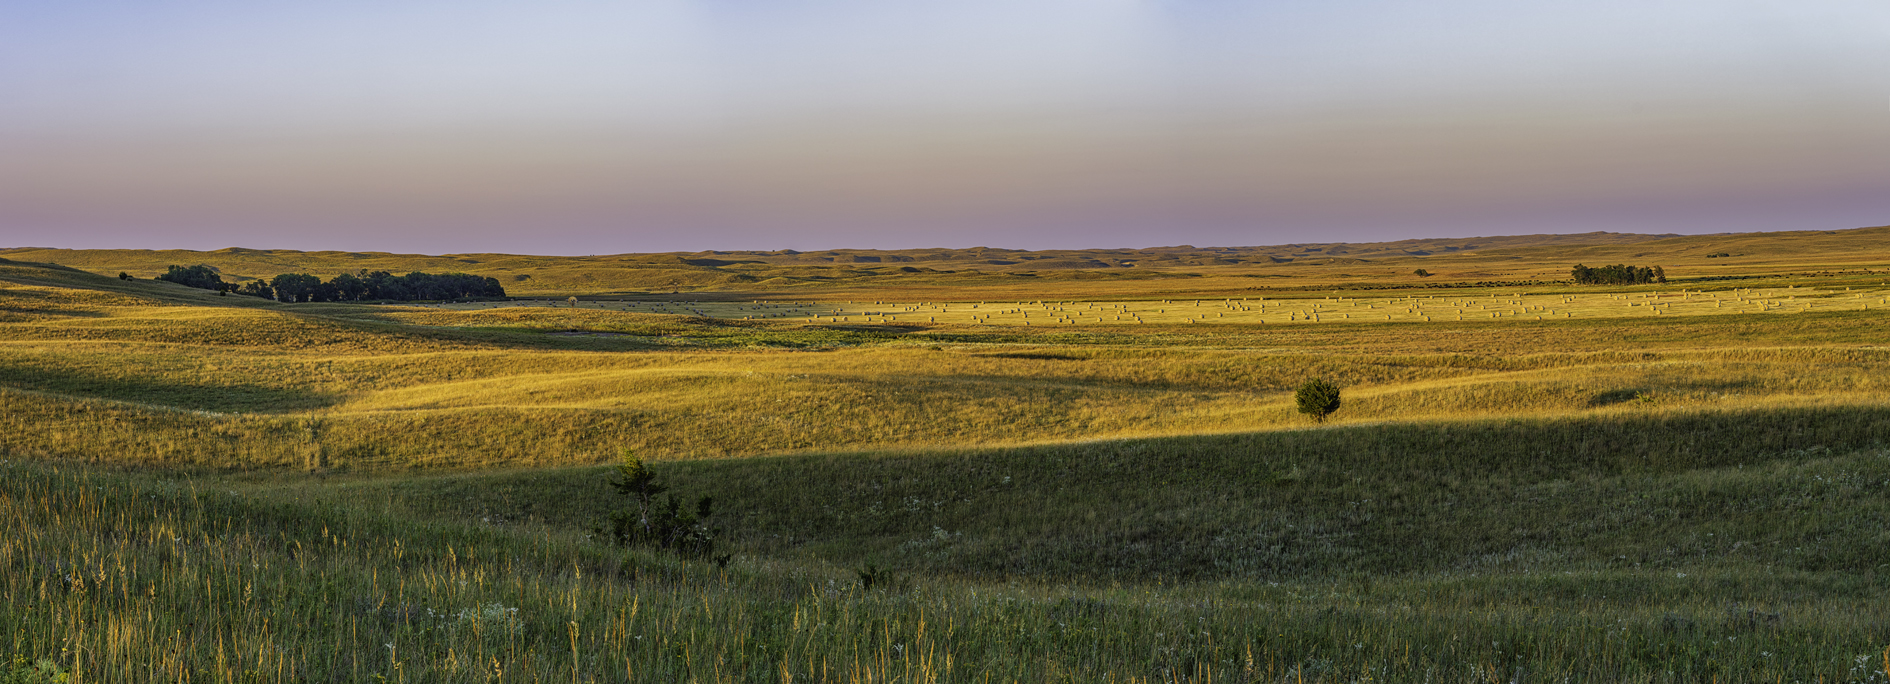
7, 431, 1890, 682
332, 405, 1890, 583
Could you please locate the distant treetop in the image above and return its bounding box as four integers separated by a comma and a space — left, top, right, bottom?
232, 270, 505, 302
156, 265, 229, 292
1571, 264, 1665, 286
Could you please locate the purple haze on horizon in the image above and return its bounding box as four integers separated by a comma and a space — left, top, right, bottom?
2, 1, 1887, 255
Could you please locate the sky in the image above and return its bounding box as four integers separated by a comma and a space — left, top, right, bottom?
1, 1, 1887, 254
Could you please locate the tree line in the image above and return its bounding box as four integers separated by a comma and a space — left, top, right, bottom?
1570, 263, 1665, 285
155, 265, 506, 302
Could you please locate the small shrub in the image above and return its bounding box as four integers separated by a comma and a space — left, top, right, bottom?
857, 563, 889, 590
1294, 379, 1343, 423
597, 451, 725, 561
1, 656, 68, 684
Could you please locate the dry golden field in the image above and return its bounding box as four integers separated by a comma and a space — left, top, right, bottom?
8, 224, 1888, 298
3, 237, 1889, 469
446, 285, 1884, 325
5, 228, 1890, 682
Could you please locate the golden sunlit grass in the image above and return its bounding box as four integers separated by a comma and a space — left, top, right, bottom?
4, 260, 1889, 469
8, 223, 1889, 298
6, 247, 1890, 681
424, 284, 1886, 326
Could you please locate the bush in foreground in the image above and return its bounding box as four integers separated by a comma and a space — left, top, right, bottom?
599, 451, 727, 566
1295, 378, 1343, 423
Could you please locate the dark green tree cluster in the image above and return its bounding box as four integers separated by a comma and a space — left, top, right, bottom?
155, 265, 229, 292
231, 270, 505, 302
599, 452, 728, 565
234, 280, 274, 299
1571, 263, 1665, 285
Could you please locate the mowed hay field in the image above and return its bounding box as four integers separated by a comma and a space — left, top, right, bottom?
4, 234, 1890, 683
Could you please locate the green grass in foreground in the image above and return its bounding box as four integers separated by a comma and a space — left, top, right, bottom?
354, 405, 1890, 583
11, 409, 1889, 682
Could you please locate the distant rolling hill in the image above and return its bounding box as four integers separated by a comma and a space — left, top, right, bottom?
6, 225, 1886, 297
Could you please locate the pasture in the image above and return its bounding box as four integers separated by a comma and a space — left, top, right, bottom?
3, 228, 1890, 682
438, 285, 1884, 326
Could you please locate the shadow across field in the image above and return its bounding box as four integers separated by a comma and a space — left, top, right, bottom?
370, 403, 1890, 584
1586, 388, 1649, 407
0, 363, 339, 412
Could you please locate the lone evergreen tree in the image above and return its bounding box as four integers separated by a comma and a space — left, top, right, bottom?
600, 450, 727, 565
1295, 379, 1343, 423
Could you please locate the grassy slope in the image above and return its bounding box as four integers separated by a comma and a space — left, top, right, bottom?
339, 406, 1890, 583
6, 425, 1888, 682
6, 254, 1890, 680
4, 257, 1889, 471
5, 264, 1888, 469
8, 224, 1888, 298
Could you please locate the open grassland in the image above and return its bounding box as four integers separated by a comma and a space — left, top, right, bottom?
8, 224, 1890, 299
6, 421, 1890, 682
323, 406, 1890, 583
4, 260, 1889, 467
7, 338, 1890, 470
436, 284, 1888, 326
4, 236, 1890, 681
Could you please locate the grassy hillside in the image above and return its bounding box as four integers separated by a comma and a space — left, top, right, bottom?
8, 224, 1888, 298
329, 405, 1890, 583
6, 421, 1888, 682
5, 257, 1889, 470
6, 249, 1890, 681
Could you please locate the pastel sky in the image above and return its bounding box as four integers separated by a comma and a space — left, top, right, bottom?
2, 1, 1887, 254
